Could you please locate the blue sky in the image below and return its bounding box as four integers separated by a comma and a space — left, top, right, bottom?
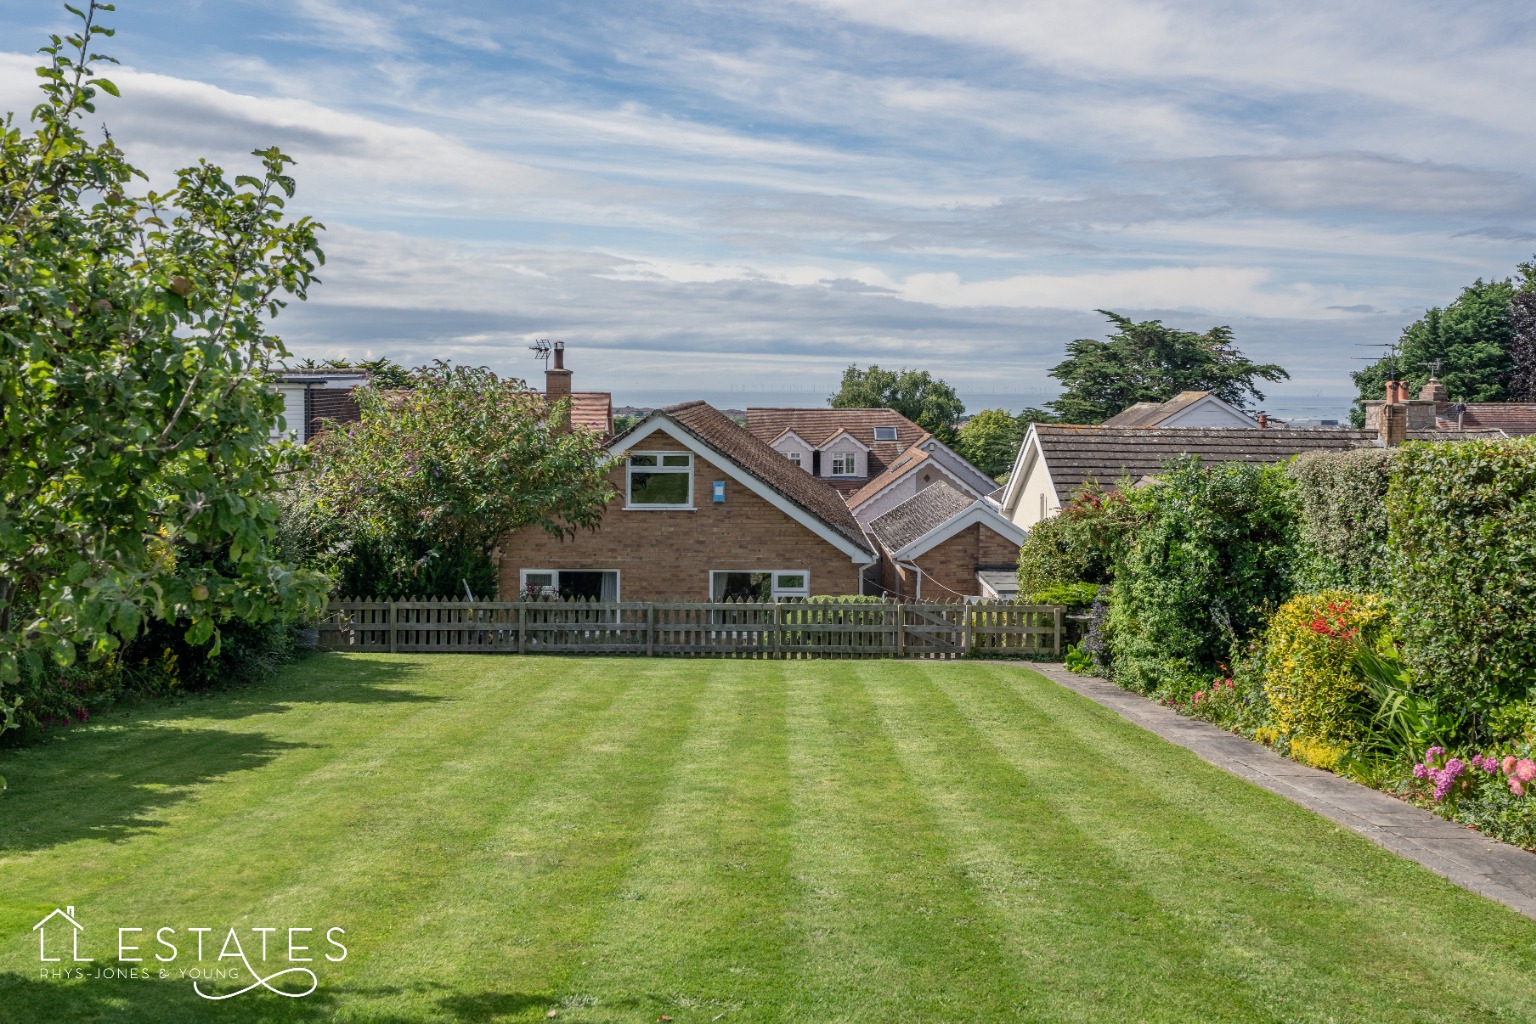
4, 1, 1535, 416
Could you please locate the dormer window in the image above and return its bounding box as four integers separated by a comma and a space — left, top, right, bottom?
873, 426, 898, 441
786, 451, 802, 467
830, 453, 856, 475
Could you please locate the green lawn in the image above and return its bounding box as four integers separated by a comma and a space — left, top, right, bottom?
2, 656, 1535, 1023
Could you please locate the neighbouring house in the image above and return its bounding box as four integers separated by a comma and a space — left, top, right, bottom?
744, 408, 997, 524
497, 378, 878, 600
1100, 390, 1261, 428
539, 341, 615, 438
1362, 378, 1526, 437
999, 424, 1385, 530
269, 368, 369, 442
866, 482, 1027, 600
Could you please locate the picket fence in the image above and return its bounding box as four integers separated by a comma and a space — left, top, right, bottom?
317, 598, 1062, 660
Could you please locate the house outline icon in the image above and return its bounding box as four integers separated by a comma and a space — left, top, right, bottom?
33, 905, 92, 963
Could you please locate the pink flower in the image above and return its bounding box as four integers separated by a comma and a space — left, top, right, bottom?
1426, 746, 1445, 762
1504, 755, 1519, 776
1511, 779, 1527, 797
1517, 760, 1536, 783
1412, 763, 1429, 779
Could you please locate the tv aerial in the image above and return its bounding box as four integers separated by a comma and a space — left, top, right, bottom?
529, 339, 564, 368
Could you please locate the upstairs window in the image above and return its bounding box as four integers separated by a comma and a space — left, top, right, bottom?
627, 452, 693, 508
786, 451, 802, 467
873, 426, 898, 441
830, 453, 857, 475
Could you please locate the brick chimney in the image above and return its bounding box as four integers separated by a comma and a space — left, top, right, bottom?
1419, 377, 1449, 402
545, 341, 572, 432
1379, 401, 1407, 446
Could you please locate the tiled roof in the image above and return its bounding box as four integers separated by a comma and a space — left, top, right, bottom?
1034, 425, 1380, 496
659, 401, 874, 554
844, 445, 935, 509
569, 392, 613, 437
1440, 403, 1536, 436
1100, 391, 1211, 427
867, 483, 976, 553
745, 408, 925, 476
1409, 428, 1508, 441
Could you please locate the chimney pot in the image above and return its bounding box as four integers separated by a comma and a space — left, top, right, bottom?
1257, 412, 1268, 428
553, 340, 564, 371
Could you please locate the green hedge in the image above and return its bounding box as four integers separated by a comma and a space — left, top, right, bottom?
1288, 447, 1394, 592
1108, 457, 1298, 694
1387, 438, 1536, 710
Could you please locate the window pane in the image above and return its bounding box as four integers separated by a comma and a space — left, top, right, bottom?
630, 471, 690, 505
525, 573, 553, 588
775, 574, 806, 590
874, 426, 897, 440
714, 571, 770, 601
629, 454, 658, 467
661, 454, 691, 467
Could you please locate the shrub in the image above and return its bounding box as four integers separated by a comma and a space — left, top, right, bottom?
1263, 591, 1389, 745
1015, 485, 1135, 595
1107, 458, 1298, 693
1387, 438, 1536, 711
1023, 582, 1100, 608
1288, 448, 1395, 592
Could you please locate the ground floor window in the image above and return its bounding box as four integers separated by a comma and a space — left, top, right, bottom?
519, 569, 620, 601
709, 570, 810, 602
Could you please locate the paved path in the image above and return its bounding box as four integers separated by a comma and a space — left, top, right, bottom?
1027, 661, 1536, 921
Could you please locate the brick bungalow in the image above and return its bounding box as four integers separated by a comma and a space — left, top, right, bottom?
497, 398, 878, 601
866, 483, 1026, 600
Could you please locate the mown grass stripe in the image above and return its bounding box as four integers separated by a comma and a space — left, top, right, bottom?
780, 662, 1028, 1022
931, 663, 1536, 1022
548, 660, 797, 1022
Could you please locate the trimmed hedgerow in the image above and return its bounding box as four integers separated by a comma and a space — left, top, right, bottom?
1108, 457, 1299, 694
1288, 447, 1395, 592
1263, 591, 1390, 746
1387, 438, 1536, 711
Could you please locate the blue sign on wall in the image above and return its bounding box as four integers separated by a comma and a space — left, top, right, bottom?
712, 480, 725, 503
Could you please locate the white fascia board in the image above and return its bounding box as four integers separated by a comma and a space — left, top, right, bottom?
769, 429, 814, 450
820, 428, 871, 451
920, 436, 996, 492
894, 501, 1029, 561
1000, 425, 1038, 513
610, 414, 876, 565
847, 456, 972, 513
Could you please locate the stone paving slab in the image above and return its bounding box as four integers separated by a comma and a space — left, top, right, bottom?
1025, 661, 1536, 921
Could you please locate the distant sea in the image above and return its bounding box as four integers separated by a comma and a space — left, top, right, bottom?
615, 388, 1358, 425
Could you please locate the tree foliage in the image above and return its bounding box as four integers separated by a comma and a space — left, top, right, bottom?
288, 362, 615, 598
954, 408, 1025, 478
1350, 272, 1531, 425
828, 364, 965, 442
1047, 311, 1288, 424
0, 3, 329, 702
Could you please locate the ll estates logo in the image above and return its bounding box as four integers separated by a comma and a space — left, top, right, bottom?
32, 905, 348, 1000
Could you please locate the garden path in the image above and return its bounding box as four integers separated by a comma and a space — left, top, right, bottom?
1030, 661, 1536, 920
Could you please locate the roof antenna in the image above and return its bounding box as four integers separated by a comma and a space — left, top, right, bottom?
529, 338, 552, 367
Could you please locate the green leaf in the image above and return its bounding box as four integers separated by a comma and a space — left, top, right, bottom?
94, 77, 119, 97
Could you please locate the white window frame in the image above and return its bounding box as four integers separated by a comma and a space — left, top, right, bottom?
873, 426, 898, 441
518, 569, 622, 601
625, 451, 694, 509
786, 451, 802, 467
708, 569, 811, 601
829, 452, 857, 476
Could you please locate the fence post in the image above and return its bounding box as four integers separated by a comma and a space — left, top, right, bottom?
1053, 606, 1062, 656
892, 601, 903, 659
516, 603, 526, 654
961, 602, 972, 658
771, 602, 782, 659
646, 603, 654, 657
